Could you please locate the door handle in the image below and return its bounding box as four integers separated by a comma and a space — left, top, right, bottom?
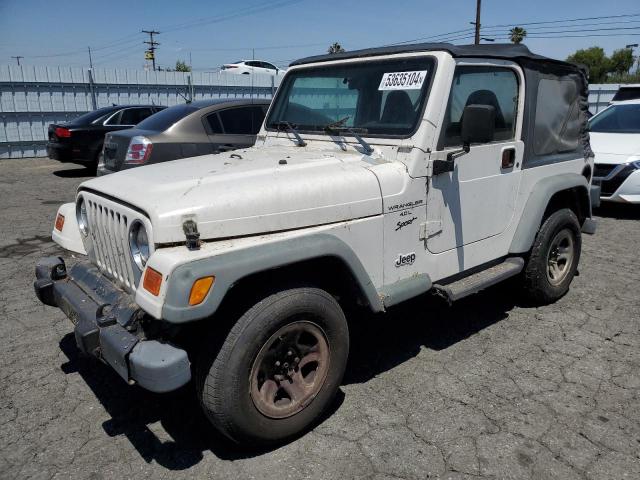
501, 147, 516, 169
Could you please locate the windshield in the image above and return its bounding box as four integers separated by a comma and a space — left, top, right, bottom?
611, 87, 640, 102
135, 104, 198, 131
589, 104, 640, 134
265, 57, 435, 137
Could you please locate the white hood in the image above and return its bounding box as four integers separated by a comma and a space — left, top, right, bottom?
80, 147, 383, 244
590, 132, 640, 165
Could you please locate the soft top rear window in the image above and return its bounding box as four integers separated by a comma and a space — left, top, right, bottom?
136, 104, 198, 131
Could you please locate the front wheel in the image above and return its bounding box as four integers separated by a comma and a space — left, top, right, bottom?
521, 208, 581, 304
196, 287, 349, 445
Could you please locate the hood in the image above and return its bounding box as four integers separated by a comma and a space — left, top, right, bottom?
590, 132, 640, 164
80, 147, 383, 244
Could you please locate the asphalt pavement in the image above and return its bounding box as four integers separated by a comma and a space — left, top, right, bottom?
1, 157, 639, 479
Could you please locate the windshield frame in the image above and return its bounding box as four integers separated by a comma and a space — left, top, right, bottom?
588, 103, 640, 134
264, 54, 438, 140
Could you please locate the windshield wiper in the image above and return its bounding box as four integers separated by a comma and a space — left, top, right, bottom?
324, 125, 373, 155
323, 116, 351, 131
272, 121, 306, 147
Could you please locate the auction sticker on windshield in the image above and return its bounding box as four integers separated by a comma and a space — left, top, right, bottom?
379, 70, 427, 90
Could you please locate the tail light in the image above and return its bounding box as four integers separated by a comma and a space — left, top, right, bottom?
125, 136, 153, 164
54, 127, 71, 138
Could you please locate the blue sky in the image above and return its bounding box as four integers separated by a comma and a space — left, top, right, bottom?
1, 0, 639, 70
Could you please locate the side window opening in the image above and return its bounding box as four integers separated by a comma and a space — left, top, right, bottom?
104, 110, 122, 126
206, 112, 224, 134
441, 66, 519, 148
120, 108, 153, 125
217, 106, 266, 135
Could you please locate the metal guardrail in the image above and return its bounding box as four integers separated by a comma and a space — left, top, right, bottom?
1, 64, 280, 159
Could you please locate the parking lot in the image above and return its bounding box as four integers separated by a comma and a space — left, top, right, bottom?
1, 157, 639, 480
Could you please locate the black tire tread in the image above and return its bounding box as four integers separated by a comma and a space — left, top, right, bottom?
522, 208, 581, 304
196, 287, 347, 445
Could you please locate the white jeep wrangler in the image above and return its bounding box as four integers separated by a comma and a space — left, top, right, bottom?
35, 43, 597, 445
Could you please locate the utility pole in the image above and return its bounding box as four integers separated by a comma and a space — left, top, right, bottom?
87, 46, 94, 70
142, 29, 160, 71
11, 56, 23, 66
473, 0, 482, 45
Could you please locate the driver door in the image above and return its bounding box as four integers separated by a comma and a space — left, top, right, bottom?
426, 63, 524, 257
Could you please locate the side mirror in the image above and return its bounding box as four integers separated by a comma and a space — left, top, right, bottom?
432, 104, 496, 176
460, 104, 496, 145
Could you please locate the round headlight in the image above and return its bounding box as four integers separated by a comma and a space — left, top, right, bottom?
76, 197, 89, 237
129, 221, 150, 270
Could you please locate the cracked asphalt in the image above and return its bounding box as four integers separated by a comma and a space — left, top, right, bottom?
1, 157, 639, 480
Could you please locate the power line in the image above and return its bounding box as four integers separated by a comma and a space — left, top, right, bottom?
159, 0, 304, 33
11, 56, 23, 66
484, 12, 640, 29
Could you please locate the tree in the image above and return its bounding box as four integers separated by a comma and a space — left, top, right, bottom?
175, 60, 191, 72
509, 26, 527, 44
566, 47, 610, 83
328, 42, 345, 54
609, 48, 635, 76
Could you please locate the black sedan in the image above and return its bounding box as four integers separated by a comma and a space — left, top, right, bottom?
46, 105, 165, 169
98, 98, 269, 175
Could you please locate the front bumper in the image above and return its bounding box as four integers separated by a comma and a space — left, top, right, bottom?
594, 166, 640, 204
34, 257, 191, 393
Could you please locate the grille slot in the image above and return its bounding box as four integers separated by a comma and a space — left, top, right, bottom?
85, 198, 139, 291
593, 163, 616, 178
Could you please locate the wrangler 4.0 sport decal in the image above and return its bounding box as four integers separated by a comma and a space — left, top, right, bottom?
379, 71, 428, 91
388, 199, 424, 212
396, 216, 417, 231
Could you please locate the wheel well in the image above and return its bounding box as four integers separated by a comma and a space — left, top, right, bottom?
216, 256, 373, 317
543, 186, 589, 224
582, 165, 592, 183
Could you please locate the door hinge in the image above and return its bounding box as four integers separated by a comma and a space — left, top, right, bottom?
420, 220, 442, 239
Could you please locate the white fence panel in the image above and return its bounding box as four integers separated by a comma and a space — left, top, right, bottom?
1, 64, 280, 158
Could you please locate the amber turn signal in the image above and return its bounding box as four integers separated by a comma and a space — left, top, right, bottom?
143, 267, 163, 296
189, 276, 215, 305
54, 213, 65, 232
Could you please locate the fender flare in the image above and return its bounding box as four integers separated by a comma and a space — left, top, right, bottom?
509, 173, 589, 254
161, 234, 384, 323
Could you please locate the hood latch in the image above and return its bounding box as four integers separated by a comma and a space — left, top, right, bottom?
182, 220, 201, 251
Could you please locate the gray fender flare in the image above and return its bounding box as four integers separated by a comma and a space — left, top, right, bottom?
161, 233, 384, 323
509, 173, 589, 254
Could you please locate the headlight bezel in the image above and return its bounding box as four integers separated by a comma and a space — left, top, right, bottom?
129, 220, 150, 271
76, 196, 89, 237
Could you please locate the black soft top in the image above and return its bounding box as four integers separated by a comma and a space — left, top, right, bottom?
291, 43, 577, 72
290, 42, 592, 167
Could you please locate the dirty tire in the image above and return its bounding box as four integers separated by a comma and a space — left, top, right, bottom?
522, 208, 581, 304
196, 287, 349, 446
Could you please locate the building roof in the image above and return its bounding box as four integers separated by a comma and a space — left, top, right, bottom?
290, 43, 576, 71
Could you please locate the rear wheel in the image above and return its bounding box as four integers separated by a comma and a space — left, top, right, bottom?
196, 287, 349, 445
521, 208, 581, 304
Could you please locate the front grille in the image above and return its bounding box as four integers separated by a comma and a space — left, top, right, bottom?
81, 193, 151, 292
593, 163, 616, 178
599, 164, 636, 196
